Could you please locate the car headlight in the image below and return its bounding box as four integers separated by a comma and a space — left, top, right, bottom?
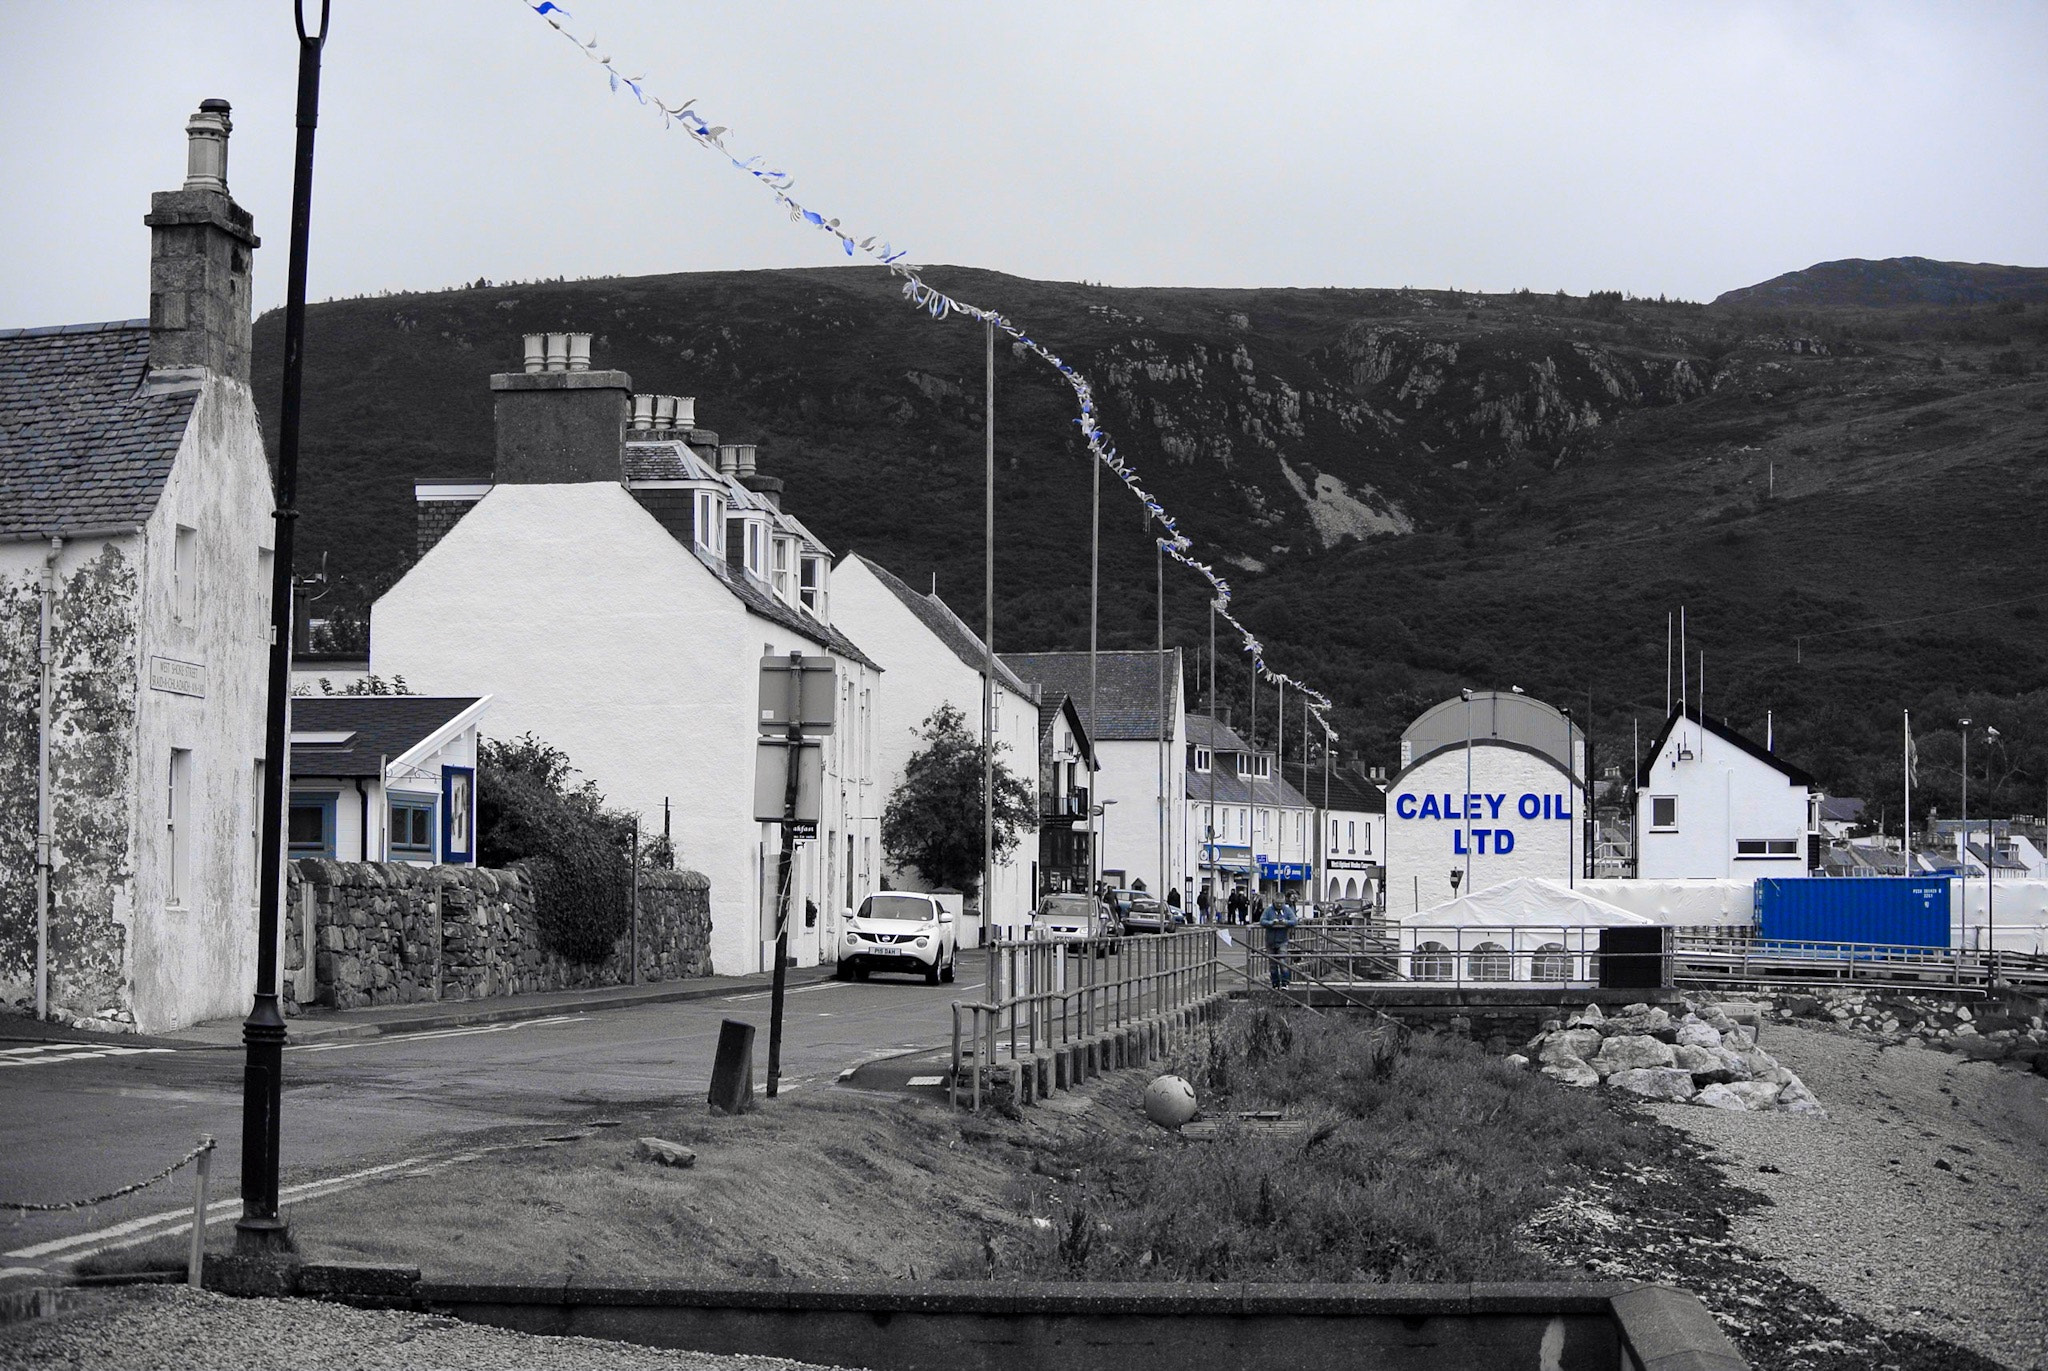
844, 931, 857, 943
915, 936, 929, 948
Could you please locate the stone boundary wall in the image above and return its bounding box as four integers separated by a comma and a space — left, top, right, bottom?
285, 860, 710, 1013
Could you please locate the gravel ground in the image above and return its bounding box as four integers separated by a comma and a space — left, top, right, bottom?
0, 1286, 851, 1371
1643, 1022, 2048, 1371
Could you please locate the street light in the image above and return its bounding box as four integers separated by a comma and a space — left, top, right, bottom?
1985, 724, 2001, 986
1959, 717, 1970, 964
1460, 688, 1474, 898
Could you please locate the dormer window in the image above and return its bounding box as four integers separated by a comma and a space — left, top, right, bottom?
1192, 746, 1211, 774
745, 520, 766, 580
1236, 752, 1251, 778
772, 536, 794, 603
693, 490, 725, 555
799, 555, 827, 616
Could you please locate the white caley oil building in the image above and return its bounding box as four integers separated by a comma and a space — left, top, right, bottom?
1384, 691, 1587, 915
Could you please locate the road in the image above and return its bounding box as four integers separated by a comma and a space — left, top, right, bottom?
0, 968, 983, 1267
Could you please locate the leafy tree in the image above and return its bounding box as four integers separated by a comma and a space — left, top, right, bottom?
881, 704, 1036, 897
478, 733, 637, 963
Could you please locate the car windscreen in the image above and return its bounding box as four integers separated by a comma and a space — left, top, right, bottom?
857, 894, 935, 922
1035, 897, 1096, 920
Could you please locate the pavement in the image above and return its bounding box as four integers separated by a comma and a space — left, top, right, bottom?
0, 961, 985, 1274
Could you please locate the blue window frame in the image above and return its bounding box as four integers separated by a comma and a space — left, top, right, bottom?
441, 766, 475, 865
287, 792, 337, 860
388, 795, 437, 862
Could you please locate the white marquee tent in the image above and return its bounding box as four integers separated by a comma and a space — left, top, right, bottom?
1397, 877, 1651, 983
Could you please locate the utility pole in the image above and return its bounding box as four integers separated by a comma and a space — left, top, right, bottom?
238, 0, 328, 1256
983, 317, 995, 940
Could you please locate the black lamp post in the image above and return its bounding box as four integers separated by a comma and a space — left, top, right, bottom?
237, 0, 328, 1255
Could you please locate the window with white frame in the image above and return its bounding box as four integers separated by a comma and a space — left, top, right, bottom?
694, 491, 724, 554
1347, 820, 1356, 853
1360, 823, 1372, 854
174, 525, 198, 622
1651, 796, 1678, 830
1255, 754, 1271, 779
800, 556, 826, 615
1260, 810, 1270, 840
167, 749, 192, 905
772, 537, 794, 603
746, 521, 765, 578
1735, 838, 1800, 858
1237, 809, 1247, 840
1330, 818, 1339, 847
1192, 747, 1211, 774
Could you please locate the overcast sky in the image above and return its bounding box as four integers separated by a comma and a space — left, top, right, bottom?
4, 1, 2044, 328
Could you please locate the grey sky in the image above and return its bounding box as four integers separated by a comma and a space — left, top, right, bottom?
4, 1, 2044, 328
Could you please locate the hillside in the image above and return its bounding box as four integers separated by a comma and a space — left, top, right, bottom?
251, 267, 2048, 822
1715, 257, 2048, 310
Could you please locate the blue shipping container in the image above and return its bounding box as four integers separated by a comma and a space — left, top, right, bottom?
1754, 877, 1951, 949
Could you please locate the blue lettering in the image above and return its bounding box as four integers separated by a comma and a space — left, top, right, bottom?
1419, 794, 1441, 820
1496, 829, 1516, 855
1486, 793, 1504, 819
1555, 793, 1573, 821
1396, 793, 1417, 819
1518, 793, 1541, 820
1452, 829, 1467, 854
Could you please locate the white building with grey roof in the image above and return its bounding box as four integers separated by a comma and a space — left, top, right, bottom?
1182, 713, 1316, 909
830, 554, 1039, 937
0, 102, 275, 1032
1001, 650, 1186, 901
371, 338, 882, 977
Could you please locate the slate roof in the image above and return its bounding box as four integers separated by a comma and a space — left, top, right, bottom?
289, 696, 483, 778
853, 555, 1030, 696
1817, 796, 1866, 824
1183, 766, 1311, 811
1635, 705, 1815, 789
1186, 712, 1253, 752
1306, 767, 1387, 815
621, 440, 719, 483
1000, 650, 1181, 741
0, 321, 203, 538
1034, 691, 1093, 760
686, 541, 881, 672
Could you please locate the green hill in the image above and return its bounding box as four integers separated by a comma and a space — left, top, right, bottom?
251, 266, 2048, 826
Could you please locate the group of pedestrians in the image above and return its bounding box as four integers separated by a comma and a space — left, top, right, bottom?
1185, 881, 1301, 988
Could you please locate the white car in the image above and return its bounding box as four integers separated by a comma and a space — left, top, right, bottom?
1032, 893, 1117, 945
837, 892, 957, 984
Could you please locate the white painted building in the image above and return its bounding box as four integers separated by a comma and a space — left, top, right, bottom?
1384, 692, 1587, 916
1002, 651, 1186, 899
285, 696, 489, 867
1309, 763, 1387, 906
0, 102, 274, 1033
1181, 714, 1315, 908
372, 343, 883, 976
830, 554, 1038, 939
1634, 705, 1814, 881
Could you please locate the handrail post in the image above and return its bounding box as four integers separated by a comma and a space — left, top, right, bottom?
950, 1003, 962, 1109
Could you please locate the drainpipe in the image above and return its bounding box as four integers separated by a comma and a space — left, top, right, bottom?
353, 777, 369, 862
35, 536, 62, 1020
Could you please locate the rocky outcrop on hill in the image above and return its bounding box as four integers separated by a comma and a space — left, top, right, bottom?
1510, 1000, 1826, 1116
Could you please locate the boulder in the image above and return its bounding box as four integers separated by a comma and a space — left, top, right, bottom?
1696, 1081, 1783, 1111
1565, 1002, 1606, 1029
1671, 1043, 1721, 1077
1608, 1007, 1677, 1040
635, 1137, 698, 1169
1608, 1068, 1698, 1102
1539, 1027, 1604, 1066
1541, 1056, 1599, 1088
1776, 1075, 1828, 1117
1675, 1021, 1723, 1049
1591, 1034, 1675, 1076
1505, 1054, 1531, 1070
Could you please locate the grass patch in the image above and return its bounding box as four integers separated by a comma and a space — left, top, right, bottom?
978, 1007, 1665, 1284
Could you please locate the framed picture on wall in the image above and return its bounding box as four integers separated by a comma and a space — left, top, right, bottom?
442, 766, 475, 864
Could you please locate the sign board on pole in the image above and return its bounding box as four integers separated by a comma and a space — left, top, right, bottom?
754, 741, 824, 824
789, 821, 818, 842
758, 655, 837, 734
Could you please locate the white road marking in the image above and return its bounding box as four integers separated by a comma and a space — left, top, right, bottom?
718, 982, 839, 1004
287, 1014, 583, 1053
0, 1045, 175, 1068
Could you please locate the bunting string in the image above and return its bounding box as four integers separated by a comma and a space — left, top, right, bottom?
516, 0, 1337, 737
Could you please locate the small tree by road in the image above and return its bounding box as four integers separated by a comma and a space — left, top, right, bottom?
881, 704, 1035, 899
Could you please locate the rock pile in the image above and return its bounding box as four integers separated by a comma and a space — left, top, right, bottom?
1773, 989, 2048, 1073
1510, 1001, 1826, 1116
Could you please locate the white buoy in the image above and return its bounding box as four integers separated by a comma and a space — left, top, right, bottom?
1143, 1074, 1198, 1128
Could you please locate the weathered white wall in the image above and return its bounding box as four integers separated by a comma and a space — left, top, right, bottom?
1385, 744, 1584, 915
1320, 805, 1385, 902
829, 558, 1036, 936
1635, 720, 1808, 881
125, 376, 276, 1033
1093, 711, 1186, 898
372, 484, 877, 977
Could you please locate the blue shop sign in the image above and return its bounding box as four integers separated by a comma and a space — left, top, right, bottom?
1259, 861, 1312, 881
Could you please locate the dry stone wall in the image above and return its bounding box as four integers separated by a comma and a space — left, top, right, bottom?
287, 859, 710, 1013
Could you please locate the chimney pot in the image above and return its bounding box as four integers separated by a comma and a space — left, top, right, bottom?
718, 444, 740, 476
675, 396, 697, 428
654, 395, 678, 429
630, 394, 655, 430
735, 443, 757, 477
183, 100, 232, 193
523, 334, 547, 374
544, 333, 569, 372
566, 333, 592, 372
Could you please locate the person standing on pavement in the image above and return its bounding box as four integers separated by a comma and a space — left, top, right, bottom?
1262, 895, 1298, 988
1166, 887, 1183, 925
1195, 884, 1213, 925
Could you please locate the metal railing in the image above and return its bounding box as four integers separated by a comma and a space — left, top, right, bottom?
1671, 931, 2048, 992
950, 928, 1220, 1108
1242, 922, 1662, 991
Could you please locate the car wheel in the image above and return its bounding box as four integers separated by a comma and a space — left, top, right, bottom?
834, 961, 853, 981
924, 954, 941, 986
940, 951, 956, 984
854, 965, 870, 982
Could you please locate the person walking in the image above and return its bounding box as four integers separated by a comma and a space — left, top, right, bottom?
1227, 884, 1247, 926
1166, 886, 1183, 925
1262, 894, 1299, 988
1195, 884, 1213, 925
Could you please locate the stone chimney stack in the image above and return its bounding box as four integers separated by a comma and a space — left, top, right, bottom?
145, 99, 260, 383
491, 332, 632, 483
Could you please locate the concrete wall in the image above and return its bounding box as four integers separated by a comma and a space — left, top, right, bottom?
829, 558, 1036, 933
372, 483, 879, 978
1386, 743, 1584, 916
289, 859, 710, 1011
0, 375, 272, 1033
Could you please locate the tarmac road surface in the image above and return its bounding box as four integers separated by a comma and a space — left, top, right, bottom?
0, 967, 982, 1268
